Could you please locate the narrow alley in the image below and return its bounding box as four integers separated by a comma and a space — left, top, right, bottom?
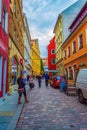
16, 79, 87, 130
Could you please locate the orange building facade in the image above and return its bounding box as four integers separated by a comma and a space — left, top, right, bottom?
62, 2, 87, 83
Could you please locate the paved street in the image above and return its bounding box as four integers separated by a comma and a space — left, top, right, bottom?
16, 79, 87, 130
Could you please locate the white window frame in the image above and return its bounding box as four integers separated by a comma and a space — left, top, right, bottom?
51, 49, 55, 54
2, 7, 8, 34
85, 29, 87, 45
78, 35, 80, 50
0, 0, 2, 22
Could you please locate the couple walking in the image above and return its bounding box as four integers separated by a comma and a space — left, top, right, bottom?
37, 73, 49, 87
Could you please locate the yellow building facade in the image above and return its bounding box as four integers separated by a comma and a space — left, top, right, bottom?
53, 14, 64, 75
8, 0, 24, 93
30, 39, 41, 77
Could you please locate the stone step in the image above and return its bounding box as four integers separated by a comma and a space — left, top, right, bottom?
66, 86, 77, 96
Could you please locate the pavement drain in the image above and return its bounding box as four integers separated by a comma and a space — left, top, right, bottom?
70, 125, 75, 128
63, 125, 75, 129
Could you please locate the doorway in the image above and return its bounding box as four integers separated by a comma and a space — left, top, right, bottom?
3, 59, 7, 96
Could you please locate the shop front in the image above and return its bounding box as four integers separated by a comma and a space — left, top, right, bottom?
0, 39, 8, 97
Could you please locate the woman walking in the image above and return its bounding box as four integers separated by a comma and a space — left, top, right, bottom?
17, 73, 29, 104
28, 75, 34, 89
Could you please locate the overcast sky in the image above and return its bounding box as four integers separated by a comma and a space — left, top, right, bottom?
22, 0, 77, 58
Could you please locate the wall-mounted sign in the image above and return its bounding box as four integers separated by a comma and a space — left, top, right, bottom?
20, 58, 23, 64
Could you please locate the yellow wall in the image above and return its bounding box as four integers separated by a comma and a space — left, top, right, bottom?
8, 0, 24, 93
30, 40, 41, 76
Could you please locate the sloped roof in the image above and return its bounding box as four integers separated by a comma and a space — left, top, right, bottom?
62, 0, 87, 42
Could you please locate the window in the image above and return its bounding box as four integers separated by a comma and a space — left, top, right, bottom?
2, 8, 8, 34
0, 56, 2, 90
68, 46, 70, 57
78, 34, 83, 50
0, 0, 2, 22
64, 50, 66, 59
14, 3, 17, 17
85, 29, 87, 45
52, 58, 55, 64
51, 49, 55, 54
72, 41, 76, 54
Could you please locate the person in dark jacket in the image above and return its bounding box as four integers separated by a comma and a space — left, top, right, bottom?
45, 73, 49, 86
37, 75, 42, 88
17, 73, 29, 104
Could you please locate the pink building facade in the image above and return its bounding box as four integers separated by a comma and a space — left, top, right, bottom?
47, 36, 56, 76
0, 0, 10, 97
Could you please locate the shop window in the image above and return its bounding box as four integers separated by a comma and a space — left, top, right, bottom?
3, 59, 7, 96
11, 57, 18, 85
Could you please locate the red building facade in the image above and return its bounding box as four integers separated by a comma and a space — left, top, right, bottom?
0, 0, 10, 97
47, 36, 56, 76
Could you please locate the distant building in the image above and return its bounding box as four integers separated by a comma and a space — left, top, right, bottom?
30, 39, 41, 76
23, 14, 32, 81
47, 36, 56, 76
42, 58, 48, 73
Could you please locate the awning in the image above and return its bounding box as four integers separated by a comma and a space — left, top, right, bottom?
48, 70, 59, 73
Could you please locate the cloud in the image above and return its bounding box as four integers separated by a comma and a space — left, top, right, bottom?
23, 0, 77, 58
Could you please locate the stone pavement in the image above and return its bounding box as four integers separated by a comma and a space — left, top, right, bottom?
16, 79, 87, 130
0, 84, 30, 130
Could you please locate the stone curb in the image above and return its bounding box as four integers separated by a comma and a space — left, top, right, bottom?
6, 102, 24, 130
6, 85, 30, 130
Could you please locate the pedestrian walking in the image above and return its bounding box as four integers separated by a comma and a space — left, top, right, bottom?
28, 75, 34, 89
17, 73, 29, 104
37, 75, 42, 88
45, 73, 49, 86
27, 75, 30, 84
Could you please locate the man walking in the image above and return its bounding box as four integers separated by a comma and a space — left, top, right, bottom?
37, 75, 42, 88
45, 73, 49, 87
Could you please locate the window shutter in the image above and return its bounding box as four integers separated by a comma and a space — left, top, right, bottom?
0, 0, 2, 22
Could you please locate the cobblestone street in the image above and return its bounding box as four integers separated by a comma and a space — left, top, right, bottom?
16, 79, 87, 130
